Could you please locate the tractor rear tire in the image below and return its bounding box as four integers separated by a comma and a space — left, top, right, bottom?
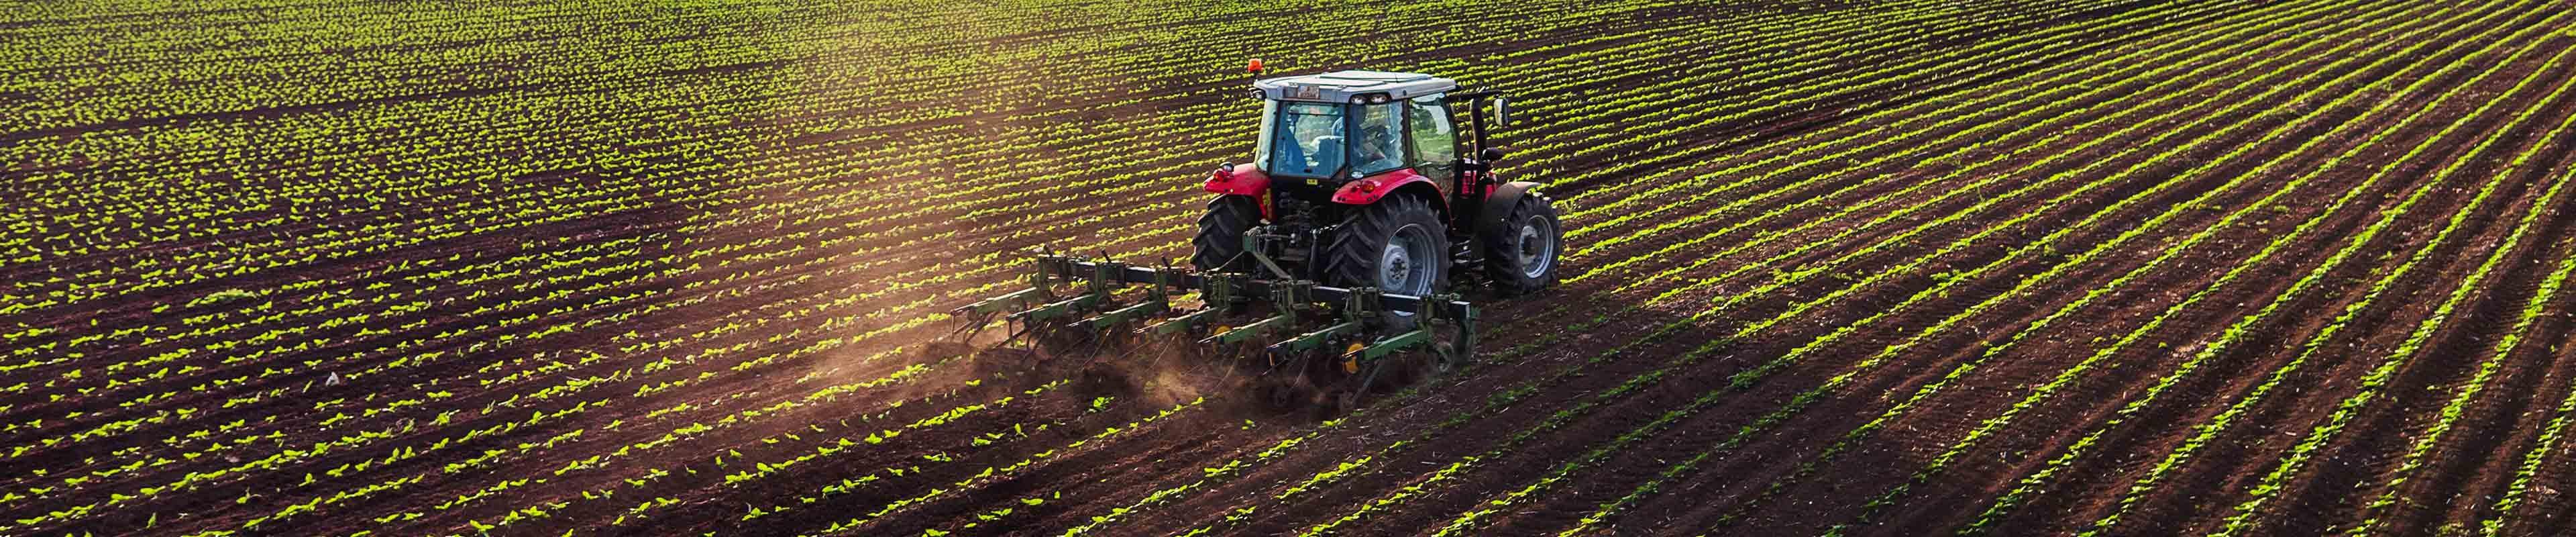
1191, 195, 1262, 272
1485, 193, 1562, 296
1325, 195, 1450, 330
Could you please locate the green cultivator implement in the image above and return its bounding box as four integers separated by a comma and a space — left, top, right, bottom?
952, 250, 1477, 408
951, 66, 1561, 410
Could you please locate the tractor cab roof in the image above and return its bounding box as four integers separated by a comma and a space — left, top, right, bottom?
1254, 70, 1457, 103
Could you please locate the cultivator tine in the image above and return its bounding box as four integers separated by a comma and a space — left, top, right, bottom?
1011, 293, 1102, 323
1223, 278, 1319, 345
1081, 299, 1166, 332
1450, 299, 1478, 364
952, 252, 1480, 411
1142, 306, 1222, 336
1071, 258, 1167, 333
951, 258, 1059, 340
1138, 271, 1244, 342
1267, 321, 1359, 355
1341, 292, 1471, 363
1008, 256, 1122, 322
1349, 328, 1432, 361
1345, 352, 1394, 409
1202, 314, 1289, 345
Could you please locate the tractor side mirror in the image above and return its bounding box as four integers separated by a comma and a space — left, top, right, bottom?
1495, 96, 1513, 127
1479, 148, 1506, 162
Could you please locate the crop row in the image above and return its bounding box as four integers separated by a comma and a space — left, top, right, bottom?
1032, 1, 2348, 534
1407, 0, 2519, 530
5, 0, 1813, 532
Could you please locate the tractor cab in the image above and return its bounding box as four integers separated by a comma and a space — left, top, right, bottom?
1252, 70, 1458, 183
1242, 70, 1511, 206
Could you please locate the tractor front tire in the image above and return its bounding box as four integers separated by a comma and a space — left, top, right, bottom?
1325, 195, 1450, 329
1485, 193, 1562, 295
1191, 195, 1261, 272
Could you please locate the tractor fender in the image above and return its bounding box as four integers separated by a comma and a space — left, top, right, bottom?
1330, 168, 1437, 207
1202, 163, 1269, 196
1474, 181, 1546, 240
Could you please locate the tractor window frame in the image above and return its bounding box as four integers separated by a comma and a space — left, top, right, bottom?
1263, 101, 1350, 179
1253, 99, 1278, 171
1405, 95, 1456, 169
1351, 102, 1407, 177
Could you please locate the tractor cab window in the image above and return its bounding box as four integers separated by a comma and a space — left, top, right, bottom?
1406, 95, 1456, 183
1262, 101, 1348, 178
1353, 103, 1406, 175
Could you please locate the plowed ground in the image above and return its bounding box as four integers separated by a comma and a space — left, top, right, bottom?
6, 0, 2576, 536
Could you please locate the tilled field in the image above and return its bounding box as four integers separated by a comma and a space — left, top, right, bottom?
6, 0, 2576, 536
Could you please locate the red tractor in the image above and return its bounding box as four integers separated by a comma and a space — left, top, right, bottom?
954, 66, 1562, 407
1197, 68, 1563, 314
